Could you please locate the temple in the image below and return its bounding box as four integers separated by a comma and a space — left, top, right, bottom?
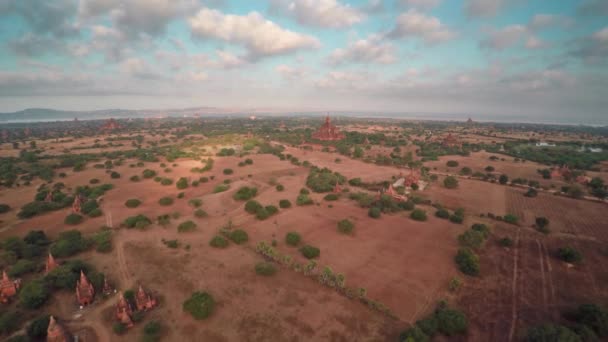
312, 116, 345, 141
115, 292, 134, 319
45, 253, 59, 274
47, 316, 73, 342
76, 271, 95, 306
442, 133, 461, 148
403, 169, 421, 188
102, 277, 114, 296
72, 195, 83, 213
551, 165, 571, 179
381, 184, 407, 202
101, 118, 121, 131
333, 183, 342, 194
0, 271, 20, 303
135, 285, 158, 311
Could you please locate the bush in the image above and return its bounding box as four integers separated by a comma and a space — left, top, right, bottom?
446, 160, 459, 167
233, 186, 258, 201
525, 324, 581, 342
113, 323, 127, 335
0, 311, 20, 335
535, 217, 549, 229
255, 262, 277, 276
435, 208, 450, 219
90, 178, 100, 184
300, 245, 320, 259
209, 235, 229, 248
485, 166, 495, 172
110, 171, 121, 179
178, 220, 197, 232
245, 200, 262, 214
449, 214, 463, 224
300, 188, 310, 195
368, 207, 381, 218
504, 214, 519, 225
324, 193, 339, 201
525, 188, 538, 197
455, 248, 480, 276
8, 259, 36, 277
194, 209, 208, 218
142, 169, 156, 178
410, 209, 427, 221
158, 197, 174, 206
26, 315, 50, 339
187, 198, 202, 208
229, 229, 249, 244
50, 230, 90, 257
435, 306, 468, 336
296, 194, 313, 206
19, 279, 50, 309
498, 237, 513, 247
306, 168, 346, 193
458, 230, 485, 249
399, 326, 429, 342
160, 178, 173, 186
460, 167, 472, 175
279, 199, 292, 208
223, 168, 233, 175
337, 219, 354, 234
276, 184, 284, 191
499, 174, 509, 184
265, 205, 278, 215
129, 175, 140, 182
0, 204, 10, 214
285, 232, 301, 246
63, 213, 83, 225
557, 247, 582, 263
125, 199, 141, 208
213, 184, 229, 193
123, 215, 152, 229
575, 303, 608, 337
176, 177, 188, 189
348, 178, 363, 186
444, 176, 459, 189
142, 321, 162, 342
81, 200, 99, 215
183, 291, 215, 320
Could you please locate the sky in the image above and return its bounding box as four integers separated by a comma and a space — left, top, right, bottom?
0, 0, 607, 124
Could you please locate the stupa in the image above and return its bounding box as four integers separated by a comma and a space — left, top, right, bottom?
312, 116, 345, 141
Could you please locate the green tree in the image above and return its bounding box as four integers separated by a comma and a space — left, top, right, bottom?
19, 279, 50, 309
183, 292, 215, 320
443, 176, 459, 189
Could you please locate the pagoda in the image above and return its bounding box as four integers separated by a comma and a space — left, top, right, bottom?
72, 195, 83, 214
115, 292, 133, 319
102, 277, 114, 296
135, 285, 157, 311
404, 169, 421, 188
466, 117, 474, 126
383, 184, 407, 202
0, 271, 20, 303
47, 316, 74, 342
75, 271, 95, 306
45, 253, 59, 274
101, 118, 121, 131
117, 307, 134, 328
45, 191, 54, 202
333, 183, 342, 194
312, 116, 345, 141
442, 133, 461, 148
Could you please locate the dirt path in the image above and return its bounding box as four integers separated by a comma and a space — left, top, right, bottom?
535, 239, 548, 310
508, 228, 521, 342
115, 237, 132, 288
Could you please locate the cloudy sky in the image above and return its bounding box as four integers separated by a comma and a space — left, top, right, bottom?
0, 0, 607, 124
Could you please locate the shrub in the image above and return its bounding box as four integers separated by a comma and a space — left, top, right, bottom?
233, 186, 258, 201
160, 178, 173, 186
279, 199, 292, 208
296, 194, 313, 206
399, 326, 429, 342
349, 178, 363, 186
535, 217, 549, 229
449, 214, 463, 224
557, 247, 582, 263
64, 213, 83, 225
300, 245, 320, 259
525, 324, 581, 342
306, 168, 346, 193
229, 229, 249, 244
183, 291, 215, 320
163, 239, 179, 248
285, 232, 301, 246
8, 259, 36, 277
324, 193, 339, 201
212, 184, 229, 193
436, 208, 450, 219
485, 166, 495, 172
0, 204, 10, 214
443, 176, 459, 189
188, 199, 202, 208
81, 200, 99, 215
446, 160, 459, 167
194, 209, 208, 218
455, 248, 480, 276
255, 207, 270, 220
93, 230, 112, 253
142, 321, 162, 341
368, 207, 381, 218
337, 219, 354, 234
245, 200, 262, 214
113, 323, 127, 335
410, 209, 427, 221
460, 167, 472, 175
525, 188, 538, 197
123, 215, 152, 229
142, 169, 156, 178
504, 214, 519, 225
110, 171, 121, 179
209, 232, 230, 247
176, 177, 188, 189
498, 237, 514, 247
574, 303, 608, 337
49, 230, 90, 257
255, 262, 277, 276
458, 230, 485, 249
300, 188, 310, 195
19, 279, 50, 309
125, 199, 141, 208
223, 168, 233, 175
26, 315, 50, 339
177, 192, 185, 199
129, 175, 140, 182
276, 184, 284, 191
0, 311, 20, 335
265, 205, 278, 215
178, 220, 197, 233
90, 178, 100, 184
158, 197, 174, 206
435, 306, 468, 336
499, 174, 509, 185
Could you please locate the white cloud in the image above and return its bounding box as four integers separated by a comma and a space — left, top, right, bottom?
525, 36, 548, 50
120, 57, 161, 79
315, 71, 374, 90
528, 14, 572, 31
188, 8, 320, 60
276, 65, 307, 80
464, 0, 506, 18
480, 25, 527, 50
270, 0, 364, 28
215, 51, 247, 69
398, 0, 442, 11
388, 9, 456, 44
593, 27, 608, 42
328, 35, 397, 65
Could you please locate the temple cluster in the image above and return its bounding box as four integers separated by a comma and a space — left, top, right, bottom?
312, 116, 345, 141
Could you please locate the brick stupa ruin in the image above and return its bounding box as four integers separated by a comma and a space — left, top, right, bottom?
47, 316, 73, 342
101, 118, 121, 131
76, 271, 95, 306
45, 253, 59, 274
0, 271, 20, 303
312, 116, 345, 141
135, 285, 158, 311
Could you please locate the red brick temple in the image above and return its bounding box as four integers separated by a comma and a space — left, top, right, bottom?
312, 116, 345, 141
45, 253, 59, 274
102, 277, 113, 296
101, 118, 121, 131
404, 169, 421, 188
72, 195, 83, 214
45, 191, 54, 202
115, 292, 133, 319
117, 306, 134, 328
135, 285, 158, 311
76, 271, 95, 306
47, 316, 73, 342
382, 184, 407, 202
442, 133, 461, 148
0, 271, 20, 303
551, 165, 571, 179
333, 183, 342, 194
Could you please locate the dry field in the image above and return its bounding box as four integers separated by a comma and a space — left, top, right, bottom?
426, 177, 508, 216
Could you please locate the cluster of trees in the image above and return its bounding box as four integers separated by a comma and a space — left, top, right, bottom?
454, 224, 490, 276
400, 301, 468, 341
525, 303, 608, 341
183, 291, 215, 320
18, 186, 75, 219
123, 214, 152, 229
444, 176, 459, 189
435, 206, 465, 224
233, 186, 257, 201
244, 200, 279, 220
305, 167, 346, 193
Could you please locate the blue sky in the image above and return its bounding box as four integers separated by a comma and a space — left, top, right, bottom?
0, 0, 607, 124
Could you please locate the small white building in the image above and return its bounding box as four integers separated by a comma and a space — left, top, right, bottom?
536, 142, 556, 147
